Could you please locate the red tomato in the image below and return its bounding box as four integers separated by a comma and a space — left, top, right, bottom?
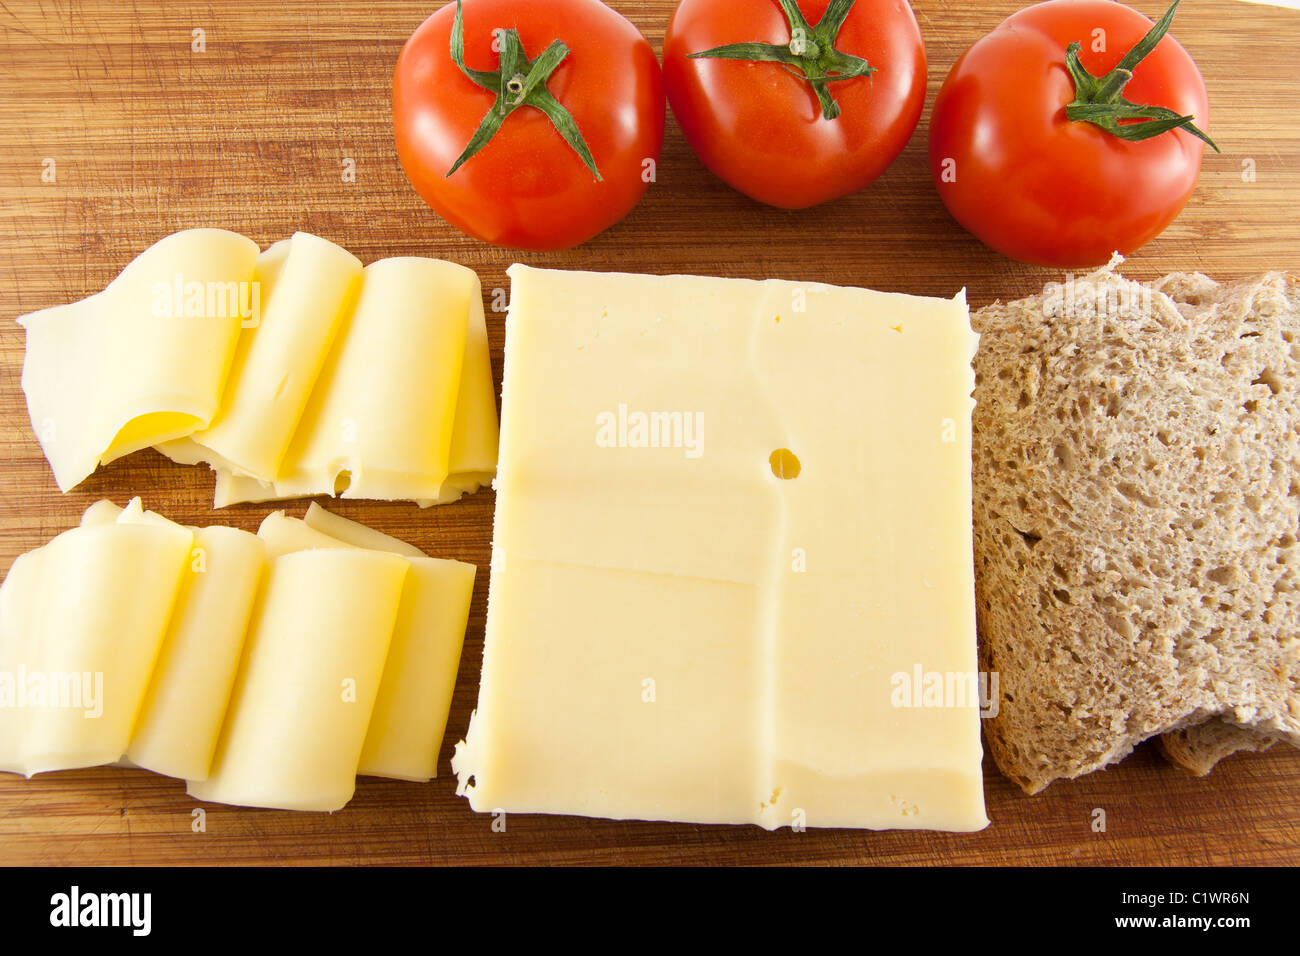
663, 0, 927, 210
929, 0, 1213, 268
393, 0, 664, 250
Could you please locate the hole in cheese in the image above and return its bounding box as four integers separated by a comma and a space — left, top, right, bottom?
769, 448, 801, 480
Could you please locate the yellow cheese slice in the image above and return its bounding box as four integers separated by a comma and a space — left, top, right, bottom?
301, 502, 424, 558
303, 506, 475, 782
256, 510, 352, 558
20, 229, 497, 505
486, 269, 783, 584
177, 233, 364, 479
456, 265, 988, 831
3, 501, 474, 801
437, 290, 499, 504
188, 548, 408, 811
212, 257, 477, 506
748, 280, 986, 830
0, 550, 45, 775
2, 520, 192, 776
259, 506, 475, 782
17, 229, 260, 491
82, 497, 264, 779
354, 560, 473, 781
125, 521, 266, 782
457, 558, 766, 822
79, 499, 124, 526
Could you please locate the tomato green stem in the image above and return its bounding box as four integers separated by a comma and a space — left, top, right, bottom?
446, 0, 602, 179
1064, 0, 1219, 151
687, 0, 875, 121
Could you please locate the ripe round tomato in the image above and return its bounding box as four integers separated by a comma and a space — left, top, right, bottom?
393, 0, 665, 250
663, 0, 927, 210
929, 0, 1213, 268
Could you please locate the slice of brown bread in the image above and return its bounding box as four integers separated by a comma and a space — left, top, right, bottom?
971, 263, 1300, 794
1159, 718, 1278, 776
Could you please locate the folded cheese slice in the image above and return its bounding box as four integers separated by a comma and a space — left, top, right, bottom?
176, 233, 365, 481
118, 509, 266, 782
1, 502, 476, 806
0, 551, 49, 774
438, 285, 500, 504
18, 229, 260, 491
211, 257, 478, 505
301, 502, 424, 558
0, 515, 193, 776
303, 505, 475, 782
19, 230, 499, 506
256, 505, 476, 782
456, 265, 988, 831
188, 548, 408, 812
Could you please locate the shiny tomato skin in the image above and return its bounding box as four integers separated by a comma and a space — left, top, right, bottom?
393, 0, 665, 251
663, 0, 927, 210
929, 0, 1210, 268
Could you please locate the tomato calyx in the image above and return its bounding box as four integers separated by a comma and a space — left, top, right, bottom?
446, 0, 602, 179
686, 0, 875, 121
1063, 0, 1219, 151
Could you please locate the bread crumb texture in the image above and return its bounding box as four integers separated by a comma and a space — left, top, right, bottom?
972, 265, 1299, 793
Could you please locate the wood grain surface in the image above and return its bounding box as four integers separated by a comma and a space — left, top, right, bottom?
0, 0, 1297, 866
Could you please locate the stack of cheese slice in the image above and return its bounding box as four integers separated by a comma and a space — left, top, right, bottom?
455, 265, 988, 831
0, 501, 475, 811
17, 230, 499, 507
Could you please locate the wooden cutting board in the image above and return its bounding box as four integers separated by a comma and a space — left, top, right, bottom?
0, 0, 1296, 866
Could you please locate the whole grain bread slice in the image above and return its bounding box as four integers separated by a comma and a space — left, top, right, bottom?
971, 264, 1300, 794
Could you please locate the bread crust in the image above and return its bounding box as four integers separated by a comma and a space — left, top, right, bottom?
1159, 718, 1278, 776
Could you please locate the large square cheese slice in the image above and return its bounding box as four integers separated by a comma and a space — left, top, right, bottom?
455, 265, 988, 831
